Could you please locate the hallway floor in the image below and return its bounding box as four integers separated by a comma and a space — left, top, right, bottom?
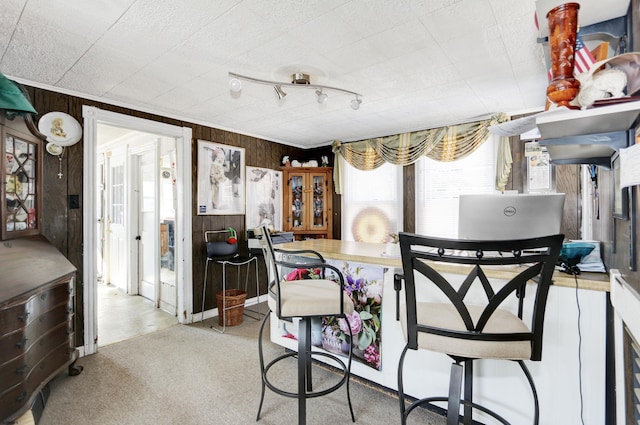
97, 281, 178, 347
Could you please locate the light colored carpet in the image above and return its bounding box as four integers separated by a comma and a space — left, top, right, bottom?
39, 314, 446, 425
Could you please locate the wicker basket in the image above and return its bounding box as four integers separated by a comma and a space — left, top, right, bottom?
216, 289, 247, 326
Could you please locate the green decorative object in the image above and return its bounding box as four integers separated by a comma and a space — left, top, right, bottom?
0, 72, 36, 114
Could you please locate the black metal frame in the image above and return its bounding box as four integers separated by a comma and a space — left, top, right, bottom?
397, 232, 564, 425
255, 226, 355, 425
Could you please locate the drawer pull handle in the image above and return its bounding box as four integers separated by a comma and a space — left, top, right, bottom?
16, 365, 29, 375
18, 311, 30, 322
15, 391, 27, 402
16, 338, 28, 349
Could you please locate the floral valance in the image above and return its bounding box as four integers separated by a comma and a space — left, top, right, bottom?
332, 113, 511, 194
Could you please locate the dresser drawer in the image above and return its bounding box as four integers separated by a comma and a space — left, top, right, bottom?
0, 280, 71, 335
0, 321, 73, 391
24, 281, 72, 325
0, 342, 74, 420
0, 304, 30, 337
0, 305, 71, 365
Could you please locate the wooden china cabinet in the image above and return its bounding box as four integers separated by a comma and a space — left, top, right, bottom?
0, 115, 82, 424
282, 167, 333, 240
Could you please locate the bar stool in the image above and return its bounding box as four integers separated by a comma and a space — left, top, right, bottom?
201, 229, 260, 333
254, 225, 356, 425
397, 232, 563, 425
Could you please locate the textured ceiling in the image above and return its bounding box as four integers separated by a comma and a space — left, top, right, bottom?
0, 0, 631, 148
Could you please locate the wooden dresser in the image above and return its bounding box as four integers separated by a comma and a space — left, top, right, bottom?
0, 236, 82, 424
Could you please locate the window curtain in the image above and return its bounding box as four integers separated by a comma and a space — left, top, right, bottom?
332, 113, 510, 194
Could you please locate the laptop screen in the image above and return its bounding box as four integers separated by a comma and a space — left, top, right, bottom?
458, 193, 565, 240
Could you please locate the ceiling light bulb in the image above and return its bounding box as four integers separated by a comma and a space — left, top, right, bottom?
229, 78, 242, 92
316, 89, 328, 104
351, 97, 362, 110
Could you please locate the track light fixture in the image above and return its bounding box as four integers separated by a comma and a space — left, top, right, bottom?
351, 96, 362, 110
273, 85, 287, 100
228, 72, 362, 109
229, 77, 242, 93
315, 88, 328, 104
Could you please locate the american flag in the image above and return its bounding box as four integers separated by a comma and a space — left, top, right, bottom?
547, 35, 597, 81
574, 35, 596, 74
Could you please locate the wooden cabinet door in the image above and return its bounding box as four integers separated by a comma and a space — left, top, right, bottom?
282, 167, 332, 239
307, 171, 330, 233
284, 170, 306, 232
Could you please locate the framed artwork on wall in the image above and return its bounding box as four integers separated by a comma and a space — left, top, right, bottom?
245, 166, 282, 231
612, 151, 629, 220
196, 140, 245, 215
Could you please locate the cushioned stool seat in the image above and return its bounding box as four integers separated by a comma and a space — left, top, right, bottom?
400, 303, 531, 360
269, 279, 354, 318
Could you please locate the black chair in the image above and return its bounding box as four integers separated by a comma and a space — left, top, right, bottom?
397, 232, 564, 425
255, 226, 355, 425
201, 229, 260, 333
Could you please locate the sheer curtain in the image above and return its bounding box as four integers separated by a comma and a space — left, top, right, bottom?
341, 159, 403, 243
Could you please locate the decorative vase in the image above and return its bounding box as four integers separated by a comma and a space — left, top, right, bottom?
545, 2, 581, 109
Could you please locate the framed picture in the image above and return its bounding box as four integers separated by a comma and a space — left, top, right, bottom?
612, 151, 629, 220
196, 140, 245, 215
245, 166, 283, 231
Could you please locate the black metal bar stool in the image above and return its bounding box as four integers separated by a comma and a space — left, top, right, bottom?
201, 229, 260, 333
397, 232, 564, 425
254, 225, 355, 425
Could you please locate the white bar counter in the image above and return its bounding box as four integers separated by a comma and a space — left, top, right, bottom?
271, 239, 609, 425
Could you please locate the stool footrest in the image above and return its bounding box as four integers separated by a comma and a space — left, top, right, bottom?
262, 350, 349, 400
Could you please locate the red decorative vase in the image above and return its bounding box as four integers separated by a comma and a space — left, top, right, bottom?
546, 3, 581, 109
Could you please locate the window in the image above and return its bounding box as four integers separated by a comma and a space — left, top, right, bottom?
415, 135, 499, 238
341, 159, 403, 242
111, 164, 125, 225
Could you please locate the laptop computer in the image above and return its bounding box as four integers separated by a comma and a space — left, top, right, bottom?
458, 193, 565, 240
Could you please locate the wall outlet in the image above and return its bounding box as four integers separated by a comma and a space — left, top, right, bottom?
69, 194, 80, 209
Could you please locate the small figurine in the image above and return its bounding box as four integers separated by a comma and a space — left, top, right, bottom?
321, 155, 329, 167
282, 155, 291, 167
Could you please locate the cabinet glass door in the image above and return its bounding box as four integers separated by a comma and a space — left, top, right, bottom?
310, 173, 327, 230
289, 174, 304, 230
4, 133, 38, 236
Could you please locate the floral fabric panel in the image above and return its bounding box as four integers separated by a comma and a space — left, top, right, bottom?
280, 258, 384, 371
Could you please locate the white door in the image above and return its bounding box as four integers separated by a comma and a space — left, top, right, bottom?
96, 155, 105, 281
107, 154, 127, 292
137, 149, 158, 302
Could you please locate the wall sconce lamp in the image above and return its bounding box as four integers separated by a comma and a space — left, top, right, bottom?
228, 71, 362, 109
